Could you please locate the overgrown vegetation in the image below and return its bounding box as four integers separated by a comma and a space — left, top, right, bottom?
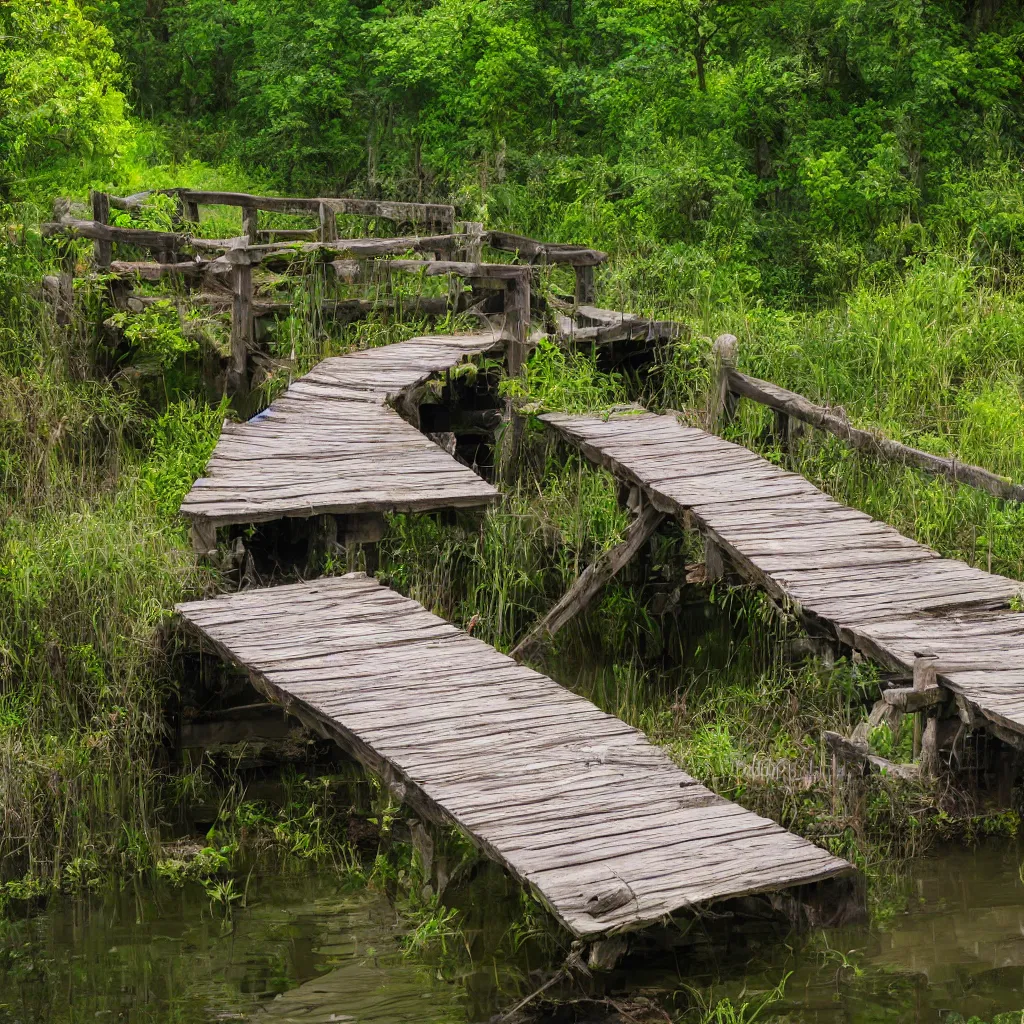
4, 0, 1024, 1017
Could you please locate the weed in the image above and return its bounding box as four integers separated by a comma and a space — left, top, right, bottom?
401, 900, 463, 958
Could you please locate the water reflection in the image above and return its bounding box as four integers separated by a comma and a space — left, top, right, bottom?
735, 842, 1024, 1023
0, 872, 463, 1024
2, 844, 1024, 1023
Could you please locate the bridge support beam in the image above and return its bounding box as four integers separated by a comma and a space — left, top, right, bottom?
511, 503, 665, 662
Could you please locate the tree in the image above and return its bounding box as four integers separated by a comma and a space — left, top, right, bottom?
0, 0, 132, 198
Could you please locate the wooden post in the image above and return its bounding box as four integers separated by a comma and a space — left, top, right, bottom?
458, 221, 484, 262
704, 537, 727, 581
184, 199, 200, 224
504, 273, 531, 376
339, 514, 385, 577
319, 202, 338, 242
913, 654, 938, 692
242, 205, 259, 245
90, 190, 112, 269
914, 654, 939, 773
306, 514, 338, 575
56, 241, 76, 324
499, 272, 531, 480
708, 333, 739, 430
920, 716, 940, 779
574, 264, 596, 305
363, 542, 380, 577
230, 263, 254, 398
191, 519, 217, 558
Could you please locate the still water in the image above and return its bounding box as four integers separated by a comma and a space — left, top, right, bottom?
2, 843, 1024, 1024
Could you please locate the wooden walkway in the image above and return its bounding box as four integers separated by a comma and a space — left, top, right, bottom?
181, 334, 501, 536
175, 574, 851, 939
543, 412, 1024, 739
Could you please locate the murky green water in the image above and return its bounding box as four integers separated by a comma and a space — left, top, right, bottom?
0, 872, 466, 1024
2, 844, 1024, 1024
682, 841, 1024, 1024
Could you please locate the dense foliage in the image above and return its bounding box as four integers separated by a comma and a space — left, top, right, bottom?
0, 1, 132, 199
77, 0, 1024, 300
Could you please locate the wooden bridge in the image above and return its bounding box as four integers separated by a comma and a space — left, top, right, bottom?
175, 574, 852, 940
181, 332, 503, 554
50, 186, 863, 946
539, 410, 1024, 753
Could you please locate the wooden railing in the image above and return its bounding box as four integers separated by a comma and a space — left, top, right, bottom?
41, 189, 613, 403
709, 333, 1024, 503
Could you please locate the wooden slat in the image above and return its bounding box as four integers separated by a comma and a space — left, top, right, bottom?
175, 574, 851, 938
542, 411, 1024, 737
181, 334, 503, 527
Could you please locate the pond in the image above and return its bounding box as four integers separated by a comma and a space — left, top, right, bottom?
2, 842, 1023, 1023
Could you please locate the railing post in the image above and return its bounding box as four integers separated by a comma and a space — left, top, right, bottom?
708, 333, 739, 430
504, 271, 530, 376
242, 205, 259, 244
499, 270, 531, 480
90, 190, 112, 269
457, 221, 484, 262
574, 264, 596, 305
229, 261, 254, 401
183, 194, 200, 224
319, 202, 338, 242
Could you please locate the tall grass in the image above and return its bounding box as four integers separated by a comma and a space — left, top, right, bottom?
0, 229, 223, 885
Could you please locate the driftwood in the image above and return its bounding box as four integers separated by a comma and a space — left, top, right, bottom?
511, 504, 666, 661
728, 369, 1024, 503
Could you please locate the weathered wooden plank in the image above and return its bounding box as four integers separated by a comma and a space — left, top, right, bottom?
177, 190, 455, 228
175, 574, 852, 938
181, 333, 504, 529
484, 230, 607, 266
542, 411, 1024, 738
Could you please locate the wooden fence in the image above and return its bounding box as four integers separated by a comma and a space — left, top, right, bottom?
43, 189, 610, 399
